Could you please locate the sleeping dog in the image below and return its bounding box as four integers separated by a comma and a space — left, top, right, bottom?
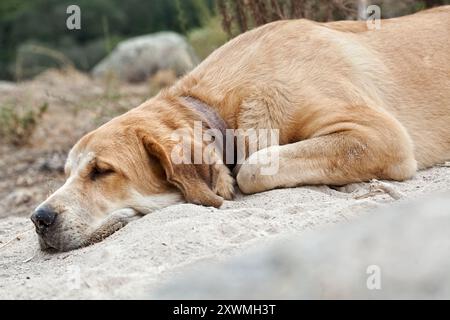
32, 7, 450, 251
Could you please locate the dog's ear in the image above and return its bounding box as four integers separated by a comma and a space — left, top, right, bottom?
141, 133, 223, 208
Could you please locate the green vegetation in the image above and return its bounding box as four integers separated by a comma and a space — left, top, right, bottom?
0, 0, 216, 80
187, 17, 228, 60
1, 0, 449, 80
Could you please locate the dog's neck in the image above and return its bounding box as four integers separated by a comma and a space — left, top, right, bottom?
181, 96, 235, 169
181, 96, 228, 137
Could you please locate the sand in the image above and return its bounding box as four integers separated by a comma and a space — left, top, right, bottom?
1, 166, 450, 299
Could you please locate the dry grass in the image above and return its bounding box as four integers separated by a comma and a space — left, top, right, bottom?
148, 69, 178, 94
0, 101, 48, 146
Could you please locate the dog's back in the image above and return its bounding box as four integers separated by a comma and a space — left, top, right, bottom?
174, 6, 450, 168
358, 7, 450, 167
323, 6, 450, 167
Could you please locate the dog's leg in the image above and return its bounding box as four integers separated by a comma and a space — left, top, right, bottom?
236, 113, 417, 194
85, 209, 140, 245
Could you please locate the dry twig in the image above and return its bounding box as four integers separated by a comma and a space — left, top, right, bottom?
355, 180, 405, 200
437, 162, 450, 167
0, 227, 34, 251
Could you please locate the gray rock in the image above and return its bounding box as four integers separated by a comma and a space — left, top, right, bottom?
92, 32, 198, 82
0, 81, 16, 92
154, 194, 450, 299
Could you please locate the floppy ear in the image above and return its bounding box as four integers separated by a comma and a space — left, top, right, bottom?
141, 133, 224, 208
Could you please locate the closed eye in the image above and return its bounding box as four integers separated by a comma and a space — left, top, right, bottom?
90, 166, 115, 181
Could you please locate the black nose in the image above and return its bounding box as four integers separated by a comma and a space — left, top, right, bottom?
31, 206, 57, 231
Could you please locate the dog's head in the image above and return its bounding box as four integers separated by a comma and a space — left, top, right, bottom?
31, 97, 232, 251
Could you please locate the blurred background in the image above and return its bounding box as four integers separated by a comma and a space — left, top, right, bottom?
1, 0, 449, 81
0, 0, 449, 218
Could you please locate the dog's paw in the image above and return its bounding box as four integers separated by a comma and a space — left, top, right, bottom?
213, 165, 235, 200
109, 208, 141, 224
236, 162, 259, 194
87, 209, 140, 245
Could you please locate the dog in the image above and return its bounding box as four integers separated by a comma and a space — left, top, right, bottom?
32, 7, 450, 251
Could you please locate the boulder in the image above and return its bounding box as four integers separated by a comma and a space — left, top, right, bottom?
92, 32, 199, 82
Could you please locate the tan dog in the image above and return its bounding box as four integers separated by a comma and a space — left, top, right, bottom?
32, 7, 450, 251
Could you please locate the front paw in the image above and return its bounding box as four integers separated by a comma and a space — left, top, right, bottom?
86, 209, 140, 245
236, 163, 260, 194
213, 166, 234, 200
108, 208, 141, 224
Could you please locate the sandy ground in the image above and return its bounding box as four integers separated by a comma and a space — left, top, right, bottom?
1, 70, 450, 299
1, 166, 449, 299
